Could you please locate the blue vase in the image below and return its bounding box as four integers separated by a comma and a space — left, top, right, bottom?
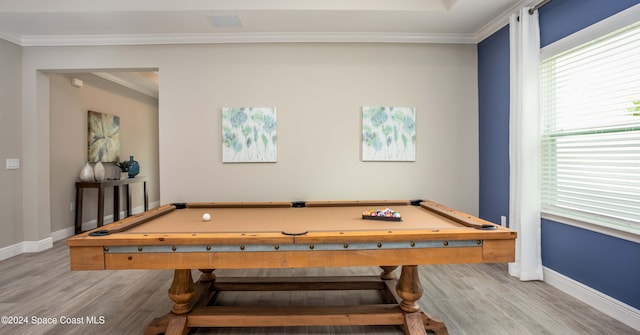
127, 155, 140, 178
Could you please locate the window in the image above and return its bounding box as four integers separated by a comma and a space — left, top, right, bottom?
540, 21, 640, 235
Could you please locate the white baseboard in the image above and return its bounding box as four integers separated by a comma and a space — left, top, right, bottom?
51, 226, 75, 242
0, 237, 53, 261
1, 201, 161, 261
543, 267, 640, 331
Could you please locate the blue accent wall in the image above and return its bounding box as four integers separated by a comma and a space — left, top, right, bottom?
542, 220, 640, 308
478, 0, 640, 310
478, 26, 510, 225
539, 0, 640, 47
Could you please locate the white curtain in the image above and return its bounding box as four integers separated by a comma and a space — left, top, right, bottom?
508, 8, 544, 281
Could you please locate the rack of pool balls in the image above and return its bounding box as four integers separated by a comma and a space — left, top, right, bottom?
361, 208, 402, 221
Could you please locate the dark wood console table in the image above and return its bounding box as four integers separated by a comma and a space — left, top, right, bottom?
75, 176, 148, 234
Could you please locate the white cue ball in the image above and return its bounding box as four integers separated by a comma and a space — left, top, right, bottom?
202, 213, 211, 221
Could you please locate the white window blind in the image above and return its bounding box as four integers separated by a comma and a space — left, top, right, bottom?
540, 21, 640, 235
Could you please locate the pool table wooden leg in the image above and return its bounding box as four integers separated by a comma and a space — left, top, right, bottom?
198, 268, 216, 282
165, 315, 189, 335
396, 265, 423, 313
168, 269, 196, 314
146, 269, 217, 335
420, 312, 448, 335
379, 266, 399, 304
397, 265, 448, 335
380, 265, 399, 280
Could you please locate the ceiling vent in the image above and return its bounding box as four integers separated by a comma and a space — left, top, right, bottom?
207, 15, 243, 28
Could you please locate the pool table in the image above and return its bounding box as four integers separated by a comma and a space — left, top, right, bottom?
67, 199, 516, 335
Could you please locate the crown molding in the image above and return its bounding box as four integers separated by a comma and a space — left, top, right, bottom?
474, 0, 538, 43
93, 72, 158, 99
474, 13, 510, 43
0, 30, 22, 46
13, 31, 477, 47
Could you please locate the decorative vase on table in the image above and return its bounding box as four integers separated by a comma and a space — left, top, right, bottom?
79, 162, 94, 182
127, 155, 140, 178
94, 161, 105, 181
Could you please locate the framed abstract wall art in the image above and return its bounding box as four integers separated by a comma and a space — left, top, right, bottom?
222, 107, 277, 163
88, 110, 120, 163
362, 106, 416, 161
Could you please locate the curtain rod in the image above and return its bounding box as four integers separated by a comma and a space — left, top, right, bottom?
528, 0, 552, 15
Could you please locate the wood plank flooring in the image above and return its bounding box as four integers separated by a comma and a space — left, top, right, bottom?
0, 241, 636, 335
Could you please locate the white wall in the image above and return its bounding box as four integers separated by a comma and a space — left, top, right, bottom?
0, 39, 22, 248
159, 43, 479, 206
19, 42, 478, 249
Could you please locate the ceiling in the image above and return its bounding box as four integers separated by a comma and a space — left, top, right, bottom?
4, 0, 537, 98
0, 0, 536, 46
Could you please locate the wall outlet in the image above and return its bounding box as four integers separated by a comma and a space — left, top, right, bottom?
70, 202, 74, 212
500, 216, 507, 227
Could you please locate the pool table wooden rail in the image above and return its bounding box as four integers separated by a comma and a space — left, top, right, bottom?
67, 200, 515, 271
88, 242, 514, 271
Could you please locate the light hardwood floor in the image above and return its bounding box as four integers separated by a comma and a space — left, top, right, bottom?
0, 241, 637, 335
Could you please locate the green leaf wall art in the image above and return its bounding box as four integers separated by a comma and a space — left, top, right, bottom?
362, 107, 416, 161
222, 107, 277, 163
